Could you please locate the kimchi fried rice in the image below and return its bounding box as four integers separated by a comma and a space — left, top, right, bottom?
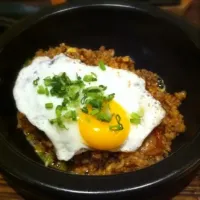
17, 44, 186, 175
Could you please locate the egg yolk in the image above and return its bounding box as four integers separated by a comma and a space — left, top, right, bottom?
78, 101, 130, 150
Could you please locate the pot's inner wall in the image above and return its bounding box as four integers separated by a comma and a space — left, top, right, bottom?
0, 6, 200, 167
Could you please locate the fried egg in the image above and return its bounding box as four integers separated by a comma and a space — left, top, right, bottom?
13, 54, 166, 161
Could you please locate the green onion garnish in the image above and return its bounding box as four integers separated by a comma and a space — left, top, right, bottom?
45, 88, 49, 96
90, 109, 100, 116
98, 61, 106, 71
96, 112, 112, 122
130, 113, 141, 124
91, 72, 97, 78
44, 76, 52, 86
67, 85, 80, 100
44, 153, 54, 167
43, 72, 84, 98
37, 85, 45, 94
130, 108, 144, 125
83, 86, 104, 94
33, 77, 39, 86
62, 97, 70, 106
87, 99, 103, 109
81, 95, 87, 104
45, 103, 53, 109
109, 124, 123, 131
109, 114, 123, 131
56, 105, 63, 117
34, 71, 118, 127
71, 110, 77, 121
83, 73, 97, 82
49, 118, 57, 124
81, 106, 88, 114
64, 110, 77, 121
99, 85, 107, 91
105, 93, 115, 101
49, 117, 67, 129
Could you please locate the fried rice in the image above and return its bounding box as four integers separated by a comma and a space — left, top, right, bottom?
17, 44, 186, 175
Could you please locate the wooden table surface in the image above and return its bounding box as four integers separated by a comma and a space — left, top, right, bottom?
0, 0, 200, 200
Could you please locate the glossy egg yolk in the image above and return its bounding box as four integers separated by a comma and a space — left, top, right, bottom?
78, 101, 130, 150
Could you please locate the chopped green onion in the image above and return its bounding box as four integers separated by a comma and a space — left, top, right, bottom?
130, 108, 144, 125
71, 110, 77, 121
83, 86, 104, 94
130, 114, 141, 124
83, 73, 97, 82
90, 109, 100, 116
98, 61, 106, 71
59, 123, 66, 129
49, 118, 57, 124
109, 114, 124, 131
45, 88, 49, 96
44, 76, 52, 86
62, 97, 70, 106
46, 73, 73, 97
70, 92, 79, 101
71, 79, 85, 88
105, 93, 115, 101
109, 124, 123, 131
62, 106, 67, 111
56, 105, 63, 117
88, 99, 103, 109
33, 77, 39, 86
81, 95, 87, 104
64, 111, 71, 119
67, 85, 80, 100
99, 85, 107, 91
44, 153, 54, 167
49, 117, 67, 129
45, 103, 53, 109
96, 112, 112, 122
34, 71, 118, 126
64, 110, 77, 121
57, 118, 66, 129
60, 72, 71, 85
91, 72, 97, 78
37, 85, 45, 94
81, 106, 88, 114
116, 114, 122, 124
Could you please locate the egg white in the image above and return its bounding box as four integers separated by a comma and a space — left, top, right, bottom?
13, 53, 165, 161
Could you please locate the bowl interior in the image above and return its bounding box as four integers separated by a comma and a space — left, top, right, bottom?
0, 5, 200, 168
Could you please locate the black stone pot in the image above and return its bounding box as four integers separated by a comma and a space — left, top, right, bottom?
0, 1, 200, 199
